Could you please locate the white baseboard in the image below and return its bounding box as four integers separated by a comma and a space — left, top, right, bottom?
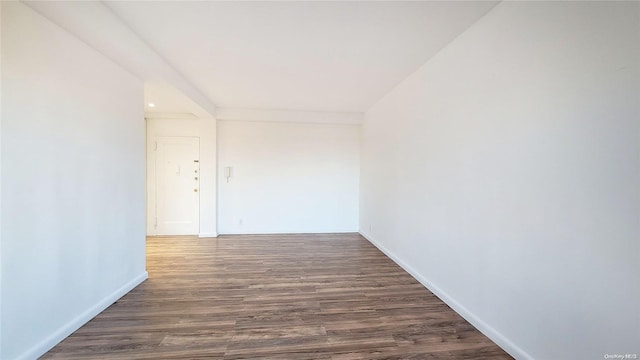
17, 271, 148, 360
359, 231, 532, 360
198, 232, 219, 238
217, 230, 359, 235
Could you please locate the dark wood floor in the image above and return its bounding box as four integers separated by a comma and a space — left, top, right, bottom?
43, 233, 512, 359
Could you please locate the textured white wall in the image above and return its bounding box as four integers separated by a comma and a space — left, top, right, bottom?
146, 117, 217, 237
1, 3, 146, 359
218, 120, 359, 234
360, 2, 639, 359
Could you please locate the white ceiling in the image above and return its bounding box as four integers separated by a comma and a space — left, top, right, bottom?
107, 1, 498, 114
144, 82, 210, 118
23, 0, 218, 117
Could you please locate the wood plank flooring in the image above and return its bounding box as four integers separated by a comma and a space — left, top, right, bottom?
42, 234, 512, 359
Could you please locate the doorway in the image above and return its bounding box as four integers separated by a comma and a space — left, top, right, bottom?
148, 136, 200, 235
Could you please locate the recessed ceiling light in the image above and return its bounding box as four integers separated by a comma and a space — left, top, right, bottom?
148, 103, 155, 108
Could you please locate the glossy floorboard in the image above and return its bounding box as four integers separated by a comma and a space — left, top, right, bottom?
43, 234, 512, 359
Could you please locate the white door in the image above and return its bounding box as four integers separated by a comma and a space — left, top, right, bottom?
152, 137, 200, 235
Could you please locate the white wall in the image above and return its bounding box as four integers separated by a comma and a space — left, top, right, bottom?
0, 2, 3, 354
218, 120, 359, 234
1, 3, 147, 359
146, 117, 217, 237
360, 2, 639, 359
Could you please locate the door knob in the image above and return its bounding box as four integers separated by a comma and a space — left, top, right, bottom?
194, 189, 198, 192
